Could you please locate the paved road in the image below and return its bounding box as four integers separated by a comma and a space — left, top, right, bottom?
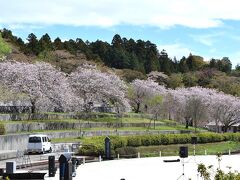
0, 153, 57, 169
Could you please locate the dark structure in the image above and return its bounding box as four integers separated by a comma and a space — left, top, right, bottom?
191, 136, 197, 144
179, 146, 188, 158
3, 173, 46, 179
105, 136, 111, 160
71, 157, 77, 177
48, 156, 56, 177
59, 154, 72, 180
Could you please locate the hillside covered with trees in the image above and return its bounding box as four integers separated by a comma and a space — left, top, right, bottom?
0, 28, 240, 132
1, 28, 240, 97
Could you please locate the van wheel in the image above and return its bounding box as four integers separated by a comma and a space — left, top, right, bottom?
42, 149, 45, 154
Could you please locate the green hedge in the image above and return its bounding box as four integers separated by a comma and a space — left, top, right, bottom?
0, 123, 5, 135
79, 133, 240, 157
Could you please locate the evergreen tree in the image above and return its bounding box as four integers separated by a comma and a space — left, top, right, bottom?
159, 49, 172, 74
39, 33, 53, 52
64, 39, 77, 54
106, 48, 130, 69
26, 33, 40, 55
1, 28, 13, 40
111, 34, 123, 49
53, 37, 64, 50
179, 56, 189, 73
219, 57, 232, 73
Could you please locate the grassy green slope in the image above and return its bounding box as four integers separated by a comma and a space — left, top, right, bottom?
0, 33, 11, 58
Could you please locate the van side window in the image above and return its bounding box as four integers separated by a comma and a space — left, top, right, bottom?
42, 137, 45, 142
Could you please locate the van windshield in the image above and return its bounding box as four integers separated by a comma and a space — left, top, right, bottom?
29, 137, 41, 143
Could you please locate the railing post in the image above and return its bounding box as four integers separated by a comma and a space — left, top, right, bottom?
82, 157, 85, 164
137, 152, 140, 158
229, 149, 231, 155
205, 150, 207, 155
159, 151, 161, 157
117, 154, 120, 160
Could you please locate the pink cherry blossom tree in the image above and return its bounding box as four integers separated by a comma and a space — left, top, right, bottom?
128, 79, 167, 113
69, 67, 130, 113
170, 87, 215, 132
0, 61, 78, 112
209, 92, 240, 132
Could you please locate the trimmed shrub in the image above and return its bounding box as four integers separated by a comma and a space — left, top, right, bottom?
0, 123, 5, 135
110, 136, 128, 149
160, 134, 170, 145
141, 135, 152, 146
79, 144, 104, 156
127, 136, 142, 147
150, 135, 161, 146
79, 133, 240, 157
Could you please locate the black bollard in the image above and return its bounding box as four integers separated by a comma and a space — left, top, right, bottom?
48, 156, 55, 177
59, 153, 72, 180
105, 136, 111, 160
71, 157, 77, 177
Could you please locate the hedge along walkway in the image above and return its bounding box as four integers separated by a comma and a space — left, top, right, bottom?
78, 132, 240, 157
0, 129, 199, 151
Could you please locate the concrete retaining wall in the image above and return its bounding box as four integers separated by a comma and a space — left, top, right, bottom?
4, 122, 167, 133
0, 130, 191, 151
0, 112, 153, 121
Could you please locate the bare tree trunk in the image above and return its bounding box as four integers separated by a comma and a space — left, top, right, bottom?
135, 103, 140, 113
154, 114, 157, 130
31, 99, 36, 113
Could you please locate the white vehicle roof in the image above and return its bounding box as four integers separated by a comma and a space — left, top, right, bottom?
29, 134, 48, 137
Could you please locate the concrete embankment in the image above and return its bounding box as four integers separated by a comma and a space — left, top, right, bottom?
0, 113, 152, 121
4, 122, 170, 133
0, 129, 190, 151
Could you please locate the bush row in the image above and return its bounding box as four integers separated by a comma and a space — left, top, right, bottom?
78, 132, 240, 157
0, 123, 5, 135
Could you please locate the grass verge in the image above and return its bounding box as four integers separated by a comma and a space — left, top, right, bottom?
137, 141, 240, 157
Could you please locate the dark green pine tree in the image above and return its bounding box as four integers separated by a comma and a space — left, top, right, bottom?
26, 33, 40, 55
159, 49, 172, 75
111, 34, 123, 49
219, 57, 232, 73
106, 48, 130, 69
39, 33, 53, 52
145, 50, 159, 73
63, 39, 77, 54
90, 40, 110, 62
53, 37, 64, 50
179, 56, 189, 73
209, 58, 218, 69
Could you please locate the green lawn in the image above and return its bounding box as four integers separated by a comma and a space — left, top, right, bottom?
51, 137, 82, 143
137, 141, 240, 157
81, 125, 205, 131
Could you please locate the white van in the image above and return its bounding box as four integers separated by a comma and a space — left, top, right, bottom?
27, 134, 52, 154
